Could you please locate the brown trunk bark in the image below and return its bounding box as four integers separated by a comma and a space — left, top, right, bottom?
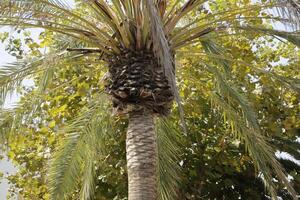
126, 109, 158, 200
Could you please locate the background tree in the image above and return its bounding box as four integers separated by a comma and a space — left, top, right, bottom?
0, 0, 299, 199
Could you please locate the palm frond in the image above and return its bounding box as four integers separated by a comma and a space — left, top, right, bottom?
200, 38, 231, 73
252, 67, 300, 94
0, 0, 118, 51
144, 0, 186, 132
156, 118, 182, 200
203, 61, 298, 198
273, 0, 300, 30
0, 51, 85, 107
80, 158, 96, 200
83, 0, 131, 48
0, 109, 14, 144
179, 49, 300, 94
237, 26, 300, 47
172, 27, 215, 49
211, 92, 298, 199
200, 37, 299, 95
200, 35, 297, 199
49, 94, 114, 200
165, 0, 208, 33
206, 64, 261, 133
49, 131, 83, 199
38, 64, 55, 93
0, 58, 42, 107
169, 3, 271, 40
170, 2, 300, 49
0, 93, 45, 146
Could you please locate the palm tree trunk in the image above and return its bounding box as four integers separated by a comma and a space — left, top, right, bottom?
126, 109, 158, 200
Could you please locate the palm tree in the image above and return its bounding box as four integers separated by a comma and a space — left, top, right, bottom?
0, 0, 299, 199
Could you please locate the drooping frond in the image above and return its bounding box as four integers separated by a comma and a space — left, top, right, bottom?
211, 92, 298, 199
0, 91, 46, 146
0, 51, 85, 107
144, 0, 176, 95
80, 156, 96, 200
208, 66, 262, 130
49, 130, 83, 199
200, 38, 231, 73
0, 59, 41, 107
179, 47, 300, 94
205, 64, 297, 198
199, 38, 298, 198
156, 118, 182, 200
1, 92, 113, 200
144, 0, 186, 132
0, 109, 14, 144
48, 94, 114, 200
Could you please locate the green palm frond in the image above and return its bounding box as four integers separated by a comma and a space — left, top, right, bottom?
204, 63, 297, 198
36, 50, 98, 93
237, 26, 300, 47
0, 51, 85, 107
199, 38, 297, 198
0, 93, 44, 146
169, 3, 273, 41
49, 94, 114, 200
169, 1, 300, 50
156, 118, 182, 200
0, 58, 42, 107
0, 0, 119, 52
252, 67, 300, 93
0, 109, 14, 144
179, 49, 300, 94
38, 65, 55, 93
206, 65, 261, 131
80, 157, 96, 200
211, 92, 298, 199
49, 130, 83, 199
200, 38, 231, 73
200, 37, 300, 93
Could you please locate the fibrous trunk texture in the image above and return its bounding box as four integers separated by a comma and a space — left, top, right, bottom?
126, 109, 158, 200
106, 50, 174, 115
